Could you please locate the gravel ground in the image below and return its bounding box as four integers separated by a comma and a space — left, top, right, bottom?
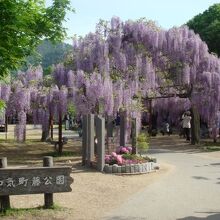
2, 162, 172, 220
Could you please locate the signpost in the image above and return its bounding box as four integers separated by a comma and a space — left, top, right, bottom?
0, 157, 73, 210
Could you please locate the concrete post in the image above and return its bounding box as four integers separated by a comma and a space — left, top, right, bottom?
82, 115, 88, 166
96, 116, 105, 172
88, 114, 95, 165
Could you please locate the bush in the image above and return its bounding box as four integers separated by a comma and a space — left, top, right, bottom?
137, 133, 149, 155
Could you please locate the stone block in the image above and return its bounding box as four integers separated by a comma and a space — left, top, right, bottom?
125, 164, 130, 173
103, 164, 109, 173
112, 164, 118, 173
108, 165, 112, 173
117, 166, 122, 173
143, 163, 147, 172
130, 164, 135, 173
138, 163, 143, 173
121, 165, 126, 173
134, 164, 139, 173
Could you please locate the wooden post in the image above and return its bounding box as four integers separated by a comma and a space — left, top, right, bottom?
148, 99, 152, 134
131, 118, 138, 154
0, 157, 10, 211
58, 111, 63, 155
96, 116, 105, 172
88, 114, 94, 166
5, 114, 8, 140
43, 156, 54, 208
82, 115, 88, 166
120, 111, 126, 146
50, 114, 54, 140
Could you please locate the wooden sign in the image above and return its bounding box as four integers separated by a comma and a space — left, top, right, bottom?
0, 167, 73, 196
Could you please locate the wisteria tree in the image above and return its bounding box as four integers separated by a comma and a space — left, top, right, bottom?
67, 17, 220, 144
6, 66, 43, 142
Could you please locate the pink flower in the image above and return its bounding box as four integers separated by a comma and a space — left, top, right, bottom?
116, 147, 121, 154
127, 146, 132, 152
116, 155, 123, 165
121, 147, 129, 154
105, 155, 111, 163
111, 152, 117, 157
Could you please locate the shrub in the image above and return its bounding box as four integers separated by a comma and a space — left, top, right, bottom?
137, 133, 149, 156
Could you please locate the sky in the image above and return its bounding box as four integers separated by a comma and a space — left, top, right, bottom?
46, 0, 220, 43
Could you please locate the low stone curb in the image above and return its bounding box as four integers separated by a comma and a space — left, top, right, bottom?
103, 162, 158, 174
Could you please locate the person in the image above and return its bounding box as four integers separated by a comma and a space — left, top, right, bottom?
179, 116, 185, 138
182, 111, 192, 141
64, 114, 70, 130
162, 121, 170, 135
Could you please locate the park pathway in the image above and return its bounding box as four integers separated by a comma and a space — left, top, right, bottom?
103, 136, 220, 220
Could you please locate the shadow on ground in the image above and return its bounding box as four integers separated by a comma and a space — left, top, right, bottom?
149, 135, 203, 154
105, 213, 220, 220
177, 212, 220, 220
104, 217, 146, 220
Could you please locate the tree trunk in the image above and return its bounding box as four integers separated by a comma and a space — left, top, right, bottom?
41, 130, 49, 142
191, 105, 200, 145
58, 111, 63, 155
5, 115, 8, 140
49, 114, 54, 140
148, 99, 152, 134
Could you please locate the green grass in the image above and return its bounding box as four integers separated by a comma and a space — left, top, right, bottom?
202, 141, 220, 151
203, 146, 220, 151
44, 151, 79, 157
0, 204, 64, 217
203, 141, 220, 146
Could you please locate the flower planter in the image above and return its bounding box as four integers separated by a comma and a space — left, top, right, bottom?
103, 161, 158, 174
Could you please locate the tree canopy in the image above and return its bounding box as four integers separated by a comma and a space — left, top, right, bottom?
23, 40, 72, 75
0, 0, 73, 77
187, 3, 220, 56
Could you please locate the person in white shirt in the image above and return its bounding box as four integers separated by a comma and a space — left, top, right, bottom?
182, 111, 192, 141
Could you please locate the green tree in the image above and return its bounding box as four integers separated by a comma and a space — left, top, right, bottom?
187, 3, 220, 56
0, 0, 73, 77
22, 40, 72, 75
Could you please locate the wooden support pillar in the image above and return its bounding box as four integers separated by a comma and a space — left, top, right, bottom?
43, 156, 54, 208
148, 99, 152, 134
5, 114, 8, 140
50, 114, 54, 140
120, 111, 126, 146
0, 157, 10, 211
131, 118, 138, 154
